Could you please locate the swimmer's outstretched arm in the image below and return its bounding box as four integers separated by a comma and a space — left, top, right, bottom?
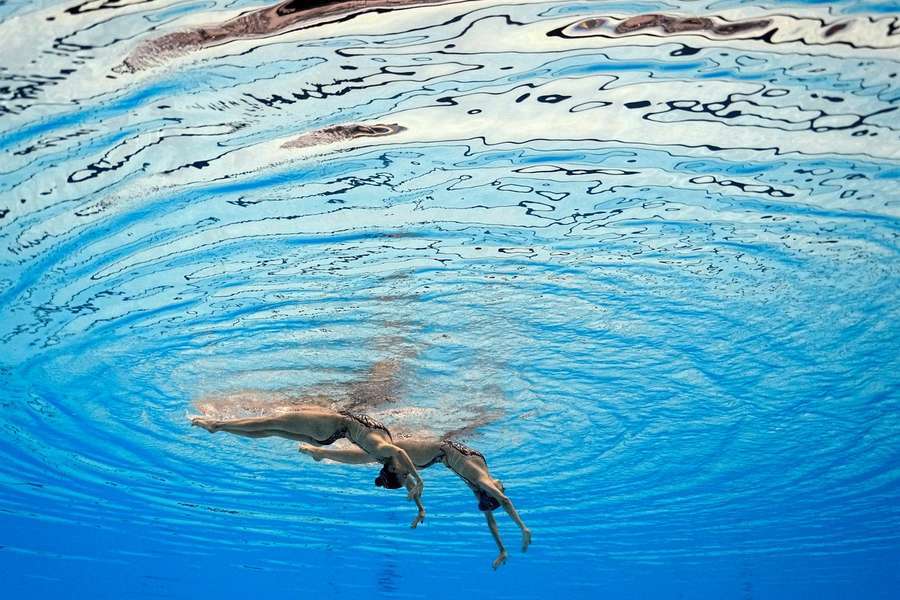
298, 445, 376, 464
484, 512, 508, 570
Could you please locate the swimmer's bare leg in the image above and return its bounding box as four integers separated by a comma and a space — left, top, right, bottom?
478, 477, 531, 552
230, 429, 324, 443
298, 445, 376, 464
229, 430, 275, 439
192, 415, 285, 433
190, 416, 322, 444
191, 416, 222, 432
484, 511, 508, 569
209, 415, 295, 430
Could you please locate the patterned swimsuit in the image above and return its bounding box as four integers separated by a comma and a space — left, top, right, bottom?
436, 439, 488, 489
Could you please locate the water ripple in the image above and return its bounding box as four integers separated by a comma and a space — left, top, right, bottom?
1, 0, 899, 598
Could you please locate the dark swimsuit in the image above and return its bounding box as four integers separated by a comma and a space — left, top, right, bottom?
338, 410, 392, 438
441, 438, 487, 463
314, 428, 347, 446
313, 411, 390, 445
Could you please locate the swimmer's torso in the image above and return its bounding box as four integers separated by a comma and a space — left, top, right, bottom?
338, 410, 392, 453
398, 438, 489, 488
441, 440, 489, 489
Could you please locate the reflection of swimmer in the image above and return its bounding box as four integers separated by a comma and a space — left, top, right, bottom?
282, 123, 406, 149
190, 407, 426, 521
555, 12, 772, 38
300, 436, 531, 569
121, 0, 453, 72
344, 357, 406, 411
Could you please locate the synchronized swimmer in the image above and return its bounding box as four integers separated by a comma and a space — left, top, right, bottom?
299, 435, 531, 569
190, 398, 530, 568
190, 406, 425, 521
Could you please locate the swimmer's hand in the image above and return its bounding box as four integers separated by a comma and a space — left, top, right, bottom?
410, 508, 426, 529
522, 528, 532, 553
298, 444, 323, 461
191, 416, 218, 432
492, 549, 508, 570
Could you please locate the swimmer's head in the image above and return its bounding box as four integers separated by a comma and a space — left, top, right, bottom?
374, 463, 407, 490
476, 489, 501, 512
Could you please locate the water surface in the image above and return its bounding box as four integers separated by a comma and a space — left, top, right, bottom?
1, 1, 899, 598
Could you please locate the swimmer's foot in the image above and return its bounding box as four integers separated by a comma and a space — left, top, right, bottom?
298, 444, 323, 461
492, 549, 508, 570
190, 416, 219, 432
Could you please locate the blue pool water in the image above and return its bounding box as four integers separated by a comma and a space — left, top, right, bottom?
1, 1, 899, 598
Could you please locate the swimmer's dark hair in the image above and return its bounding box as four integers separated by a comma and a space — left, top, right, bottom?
374, 464, 406, 489
477, 489, 501, 512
